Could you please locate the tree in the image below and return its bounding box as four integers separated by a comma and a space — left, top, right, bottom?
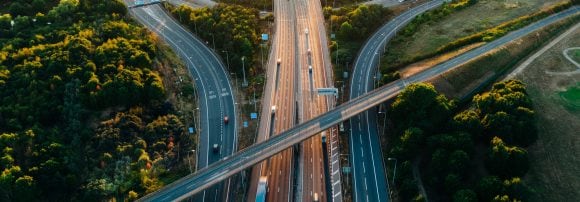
9, 2, 31, 17
477, 176, 504, 202
14, 175, 39, 201
0, 14, 12, 33
453, 189, 477, 202
486, 137, 529, 177
451, 109, 482, 136
32, 0, 47, 14
399, 127, 424, 155
338, 21, 355, 40
390, 83, 454, 132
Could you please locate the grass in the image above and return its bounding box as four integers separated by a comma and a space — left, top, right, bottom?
559, 83, 580, 111
572, 49, 580, 62
510, 24, 580, 201
385, 0, 566, 70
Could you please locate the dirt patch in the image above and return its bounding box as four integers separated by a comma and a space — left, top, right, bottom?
399, 42, 484, 78
511, 26, 580, 202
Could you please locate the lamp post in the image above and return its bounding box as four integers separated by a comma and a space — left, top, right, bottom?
222, 50, 230, 72
211, 33, 216, 50
387, 157, 397, 184
187, 149, 196, 173
378, 110, 387, 136
241, 57, 248, 87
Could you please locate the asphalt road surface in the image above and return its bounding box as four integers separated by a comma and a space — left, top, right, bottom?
295, 0, 334, 201
125, 2, 238, 202
348, 1, 443, 201
249, 0, 298, 201
138, 5, 579, 202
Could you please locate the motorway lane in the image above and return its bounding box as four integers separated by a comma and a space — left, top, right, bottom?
295, 0, 332, 201
348, 1, 443, 201
138, 6, 580, 202
125, 2, 237, 202
249, 0, 298, 201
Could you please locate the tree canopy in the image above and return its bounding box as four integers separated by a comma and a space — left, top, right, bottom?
0, 0, 186, 200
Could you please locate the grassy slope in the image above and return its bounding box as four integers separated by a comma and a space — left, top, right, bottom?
386, 0, 564, 65
513, 28, 580, 201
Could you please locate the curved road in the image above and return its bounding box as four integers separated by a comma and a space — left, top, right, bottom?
348, 1, 443, 201
125, 2, 238, 201
138, 5, 579, 202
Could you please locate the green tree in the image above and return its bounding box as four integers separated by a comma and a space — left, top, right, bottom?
14, 175, 40, 201
390, 83, 454, 132
338, 21, 354, 40
451, 109, 482, 136
486, 137, 529, 177
453, 189, 477, 202
477, 176, 504, 201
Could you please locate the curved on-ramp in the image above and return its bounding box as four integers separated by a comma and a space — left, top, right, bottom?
125, 2, 238, 201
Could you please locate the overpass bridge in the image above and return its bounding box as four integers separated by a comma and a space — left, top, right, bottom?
138, 6, 580, 202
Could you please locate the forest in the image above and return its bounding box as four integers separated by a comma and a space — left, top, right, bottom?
1, 0, 188, 200
387, 80, 537, 201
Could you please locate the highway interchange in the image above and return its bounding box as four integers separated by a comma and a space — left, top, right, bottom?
348, 1, 443, 201
138, 5, 579, 201
125, 1, 237, 201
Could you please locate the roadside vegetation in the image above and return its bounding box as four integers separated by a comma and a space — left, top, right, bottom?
216, 0, 272, 11
0, 0, 194, 200
383, 0, 572, 73
431, 14, 579, 99
323, 3, 394, 95
385, 80, 537, 201
165, 2, 268, 101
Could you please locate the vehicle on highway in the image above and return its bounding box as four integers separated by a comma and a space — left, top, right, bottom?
277, 58, 281, 65
271, 105, 277, 114
313, 193, 319, 202
224, 116, 229, 124
256, 176, 268, 202
305, 28, 309, 35
213, 144, 219, 153
307, 48, 311, 56
309, 65, 313, 74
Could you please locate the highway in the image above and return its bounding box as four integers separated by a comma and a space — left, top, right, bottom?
124, 1, 238, 202
138, 5, 579, 202
348, 1, 443, 201
295, 0, 334, 201
249, 0, 298, 201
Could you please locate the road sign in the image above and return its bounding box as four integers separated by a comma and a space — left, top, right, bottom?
261, 34, 268, 41
250, 113, 258, 119
342, 167, 351, 174
317, 88, 338, 97
243, 121, 248, 128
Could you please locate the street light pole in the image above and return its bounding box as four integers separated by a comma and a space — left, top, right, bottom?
222, 50, 230, 72
241, 57, 248, 87
378, 110, 387, 136
388, 157, 397, 184
187, 150, 196, 173
211, 34, 216, 50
